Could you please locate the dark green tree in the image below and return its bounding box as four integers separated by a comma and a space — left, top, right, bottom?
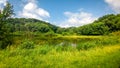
0, 2, 14, 49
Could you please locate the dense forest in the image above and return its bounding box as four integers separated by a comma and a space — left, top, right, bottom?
77, 14, 120, 35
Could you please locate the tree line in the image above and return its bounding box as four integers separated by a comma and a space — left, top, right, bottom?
76, 14, 120, 35
0, 2, 120, 49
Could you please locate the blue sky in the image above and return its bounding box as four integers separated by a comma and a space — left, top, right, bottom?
0, 0, 120, 27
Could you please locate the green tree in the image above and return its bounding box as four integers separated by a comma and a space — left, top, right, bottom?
0, 2, 14, 49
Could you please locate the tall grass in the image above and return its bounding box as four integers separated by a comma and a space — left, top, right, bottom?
0, 34, 120, 68
0, 44, 120, 68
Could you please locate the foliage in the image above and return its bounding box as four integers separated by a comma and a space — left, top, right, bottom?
0, 2, 14, 49
78, 23, 109, 35
0, 2, 120, 68
19, 40, 35, 49
7, 18, 59, 33
94, 14, 120, 32
0, 31, 120, 67
76, 14, 120, 35
0, 42, 120, 68
5, 13, 120, 36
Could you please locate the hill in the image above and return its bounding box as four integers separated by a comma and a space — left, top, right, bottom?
76, 14, 120, 35
7, 18, 59, 34
6, 14, 120, 35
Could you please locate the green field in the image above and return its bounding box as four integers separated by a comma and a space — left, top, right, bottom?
0, 34, 120, 68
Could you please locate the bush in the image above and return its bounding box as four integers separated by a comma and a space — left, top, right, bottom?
0, 37, 12, 49
38, 46, 51, 54
20, 40, 35, 49
76, 42, 96, 50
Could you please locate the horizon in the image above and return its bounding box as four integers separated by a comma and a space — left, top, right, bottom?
0, 0, 120, 27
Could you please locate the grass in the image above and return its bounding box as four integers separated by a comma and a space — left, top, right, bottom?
0, 45, 120, 68
0, 33, 120, 68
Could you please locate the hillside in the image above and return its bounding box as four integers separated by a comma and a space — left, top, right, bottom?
7, 18, 59, 34
76, 14, 120, 35
5, 14, 120, 36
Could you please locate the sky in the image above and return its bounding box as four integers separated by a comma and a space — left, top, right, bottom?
0, 0, 120, 27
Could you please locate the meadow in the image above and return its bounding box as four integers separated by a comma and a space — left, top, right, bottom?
0, 32, 120, 68
0, 1, 120, 68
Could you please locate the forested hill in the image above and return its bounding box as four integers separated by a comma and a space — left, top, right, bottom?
77, 14, 120, 35
7, 14, 120, 35
7, 18, 59, 33
94, 14, 120, 31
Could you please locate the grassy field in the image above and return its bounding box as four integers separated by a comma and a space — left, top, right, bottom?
0, 45, 120, 68
0, 34, 120, 68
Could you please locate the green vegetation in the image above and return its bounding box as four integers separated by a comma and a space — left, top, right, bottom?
5, 14, 120, 36
77, 14, 120, 35
0, 35, 120, 68
0, 2, 14, 49
0, 2, 120, 68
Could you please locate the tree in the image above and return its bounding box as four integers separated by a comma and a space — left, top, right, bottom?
0, 2, 14, 49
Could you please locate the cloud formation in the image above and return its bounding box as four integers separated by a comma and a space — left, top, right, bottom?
60, 11, 96, 27
0, 0, 7, 9
18, 0, 50, 20
105, 0, 120, 13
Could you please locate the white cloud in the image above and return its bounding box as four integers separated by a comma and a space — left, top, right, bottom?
18, 0, 50, 20
105, 0, 120, 13
0, 0, 7, 9
0, 0, 7, 5
59, 11, 96, 27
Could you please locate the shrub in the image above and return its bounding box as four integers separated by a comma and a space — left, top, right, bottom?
76, 42, 96, 50
20, 40, 35, 49
0, 38, 12, 49
39, 47, 49, 54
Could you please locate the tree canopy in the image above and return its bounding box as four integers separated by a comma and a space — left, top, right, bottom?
76, 14, 120, 35
0, 2, 14, 49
